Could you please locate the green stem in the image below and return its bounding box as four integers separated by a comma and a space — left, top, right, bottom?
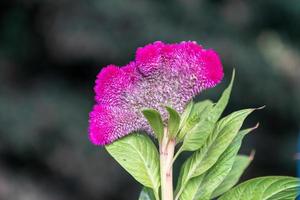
175, 187, 184, 200
160, 128, 175, 200
154, 191, 160, 200
171, 147, 183, 166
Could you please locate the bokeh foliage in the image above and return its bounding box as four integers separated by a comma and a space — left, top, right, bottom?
0, 0, 299, 199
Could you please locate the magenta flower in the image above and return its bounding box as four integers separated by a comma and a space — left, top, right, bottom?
89, 41, 224, 145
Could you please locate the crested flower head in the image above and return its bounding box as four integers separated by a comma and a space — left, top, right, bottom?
89, 41, 224, 145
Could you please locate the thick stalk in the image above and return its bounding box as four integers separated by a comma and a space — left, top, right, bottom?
160, 128, 175, 200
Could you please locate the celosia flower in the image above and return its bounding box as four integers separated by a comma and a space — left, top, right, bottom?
89, 41, 223, 145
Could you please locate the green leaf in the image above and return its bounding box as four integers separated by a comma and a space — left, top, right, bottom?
175, 108, 254, 198
211, 154, 253, 198
195, 130, 251, 199
106, 133, 160, 197
178, 175, 204, 200
178, 101, 194, 133
177, 100, 213, 141
179, 70, 235, 152
165, 106, 181, 138
218, 176, 300, 200
142, 109, 164, 141
139, 187, 156, 200
179, 127, 254, 200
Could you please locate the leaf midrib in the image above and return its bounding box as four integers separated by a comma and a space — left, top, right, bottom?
126, 140, 159, 191
263, 180, 298, 200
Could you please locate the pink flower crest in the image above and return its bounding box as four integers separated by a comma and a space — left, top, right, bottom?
89, 41, 224, 145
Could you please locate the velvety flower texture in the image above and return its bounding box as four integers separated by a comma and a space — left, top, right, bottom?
89, 41, 224, 145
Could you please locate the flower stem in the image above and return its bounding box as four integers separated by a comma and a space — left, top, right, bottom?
159, 128, 175, 200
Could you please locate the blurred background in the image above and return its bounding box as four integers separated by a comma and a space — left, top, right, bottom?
0, 0, 300, 199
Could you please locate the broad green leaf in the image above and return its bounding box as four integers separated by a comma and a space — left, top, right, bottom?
178, 175, 204, 200
178, 101, 194, 133
165, 106, 181, 138
139, 187, 156, 200
179, 127, 254, 200
106, 133, 160, 197
192, 129, 251, 200
180, 70, 235, 152
211, 154, 253, 198
177, 100, 213, 141
218, 176, 300, 200
142, 109, 164, 141
176, 108, 254, 197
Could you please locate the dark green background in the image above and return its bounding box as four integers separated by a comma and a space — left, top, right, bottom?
0, 0, 299, 199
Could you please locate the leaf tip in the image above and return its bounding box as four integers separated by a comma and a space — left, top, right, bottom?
231, 68, 236, 79
252, 122, 260, 130
228, 69, 236, 86
249, 150, 256, 161
256, 105, 266, 110
247, 123, 260, 134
